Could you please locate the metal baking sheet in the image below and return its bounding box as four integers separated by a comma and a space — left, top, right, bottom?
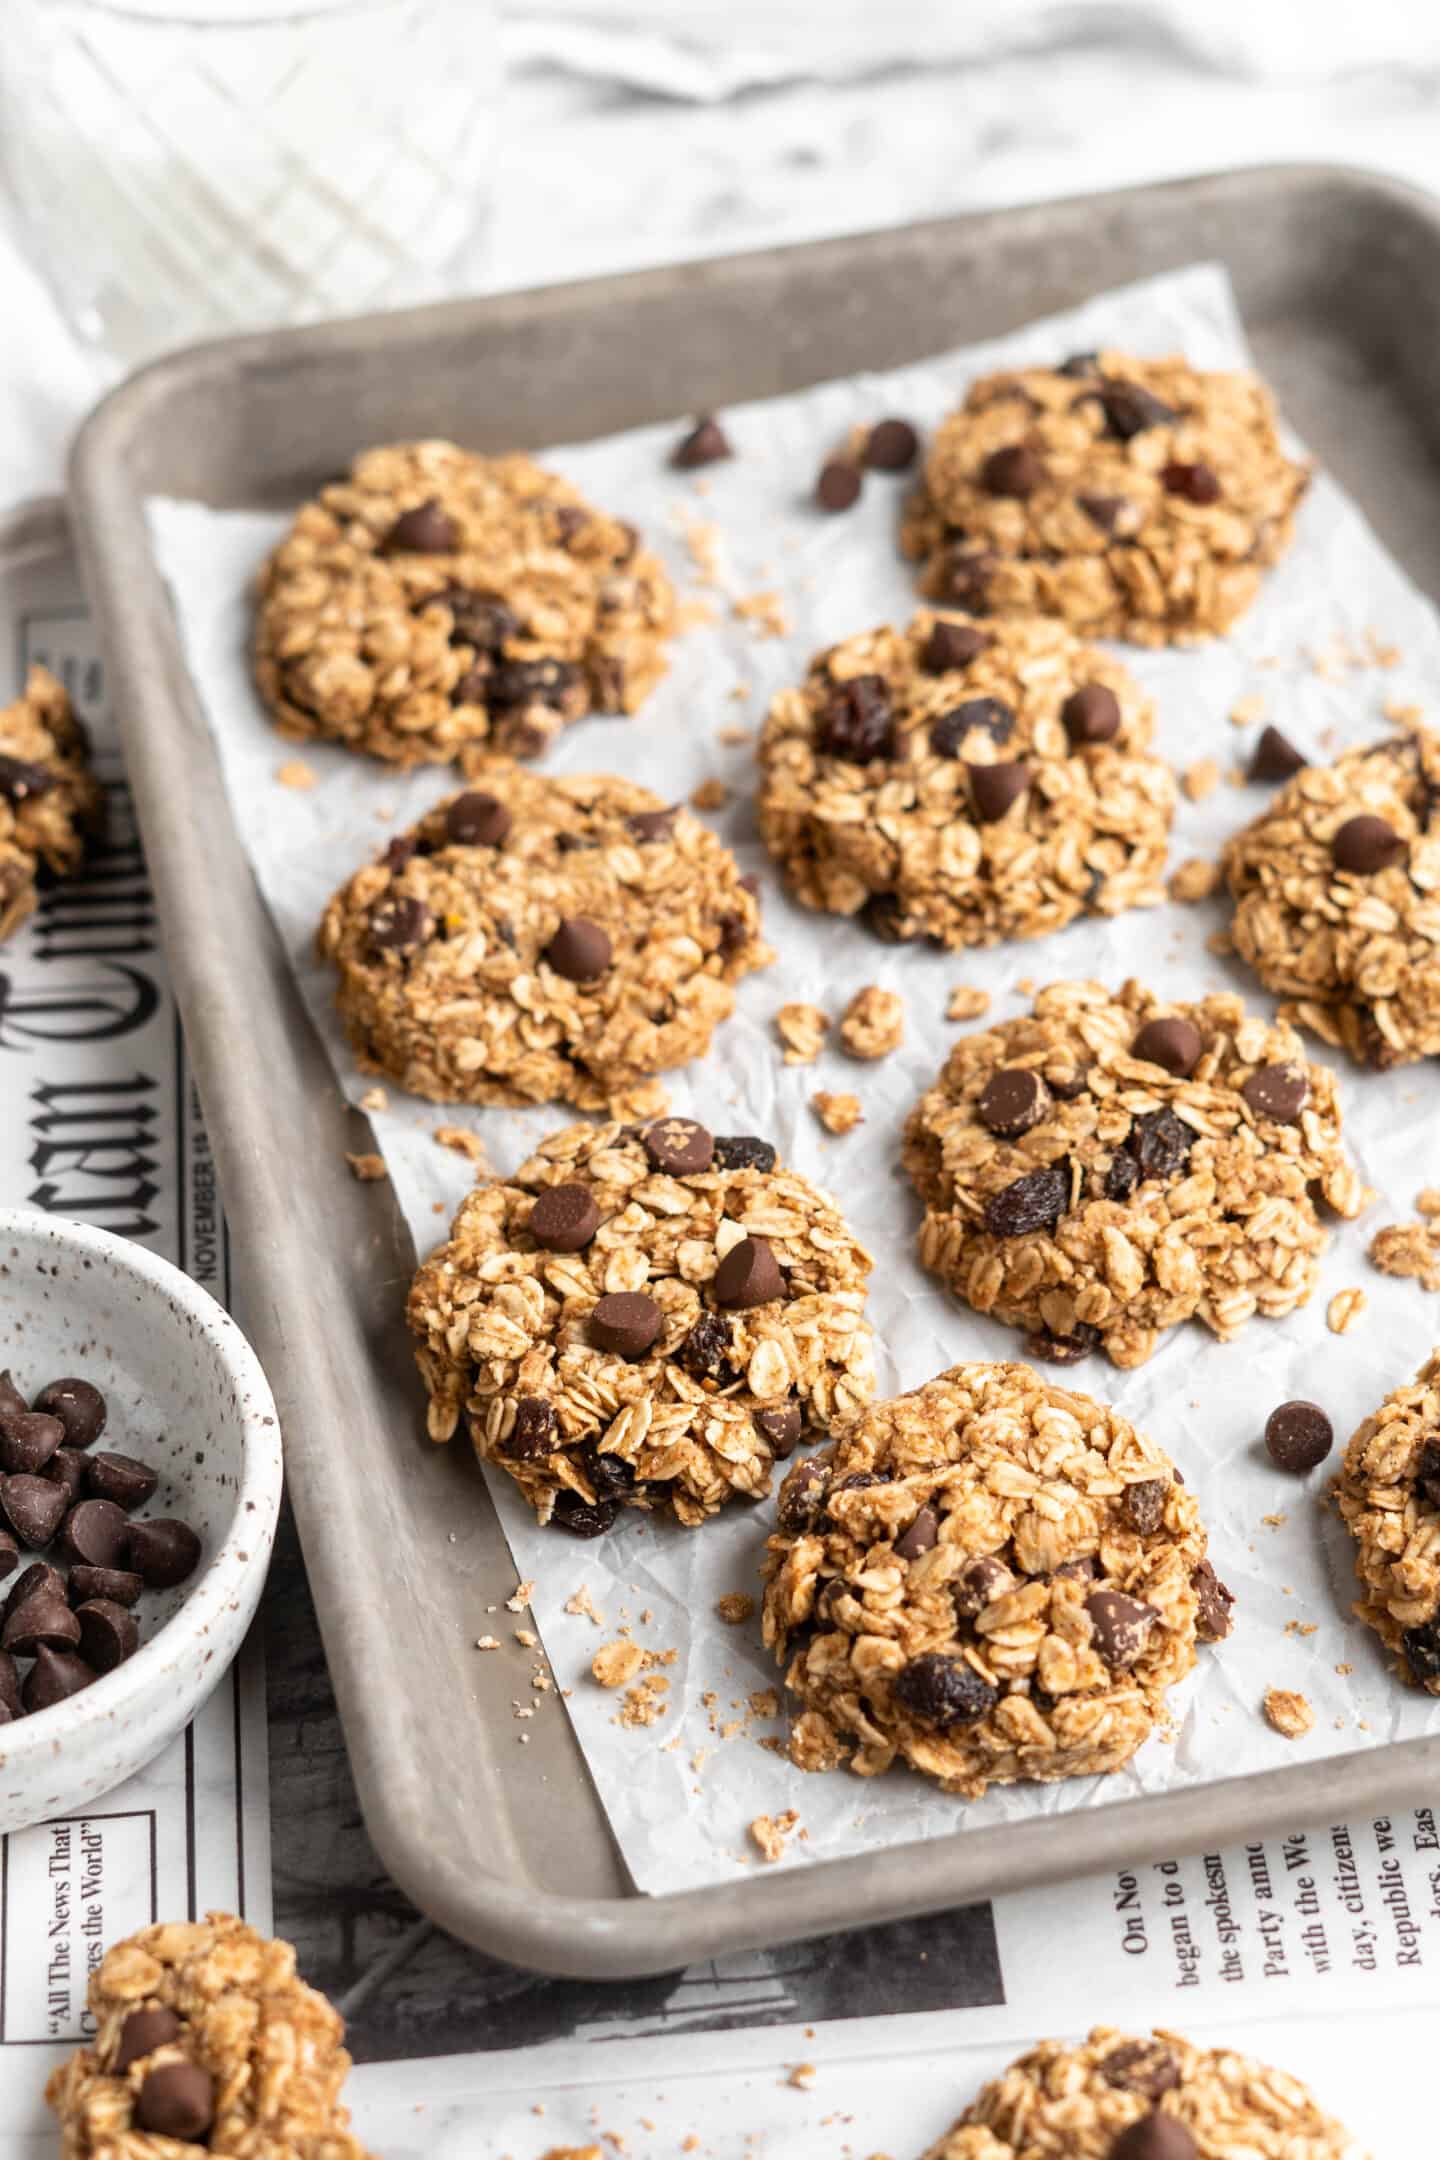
66, 164, 1440, 1976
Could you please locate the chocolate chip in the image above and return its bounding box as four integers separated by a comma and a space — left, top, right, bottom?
713, 1236, 785, 1310
551, 1489, 620, 1538
930, 698, 1014, 757
981, 445, 1046, 498
1418, 1440, 1440, 1509
504, 1398, 557, 1461
1085, 1589, 1159, 1670
1054, 1556, 1098, 1584
431, 585, 517, 651
68, 1564, 143, 1608
942, 548, 996, 611
953, 1554, 1015, 1614
1062, 683, 1122, 746
861, 892, 914, 944
1191, 1561, 1235, 1643
816, 459, 862, 512
1126, 1107, 1195, 1182
865, 418, 918, 471
0, 753, 56, 804
0, 1652, 18, 1715
1077, 492, 1126, 532
1109, 2114, 1197, 2160
84, 1452, 158, 1512
1241, 1065, 1308, 1124
0, 1373, 25, 1420
136, 2060, 215, 2141
1264, 1399, 1333, 1474
1024, 1321, 1102, 1365
451, 667, 489, 705
1333, 813, 1405, 874
383, 835, 419, 874
626, 806, 678, 843
977, 1067, 1047, 1138
1058, 350, 1099, 377
60, 1497, 129, 1568
984, 1161, 1070, 1237
445, 791, 511, 847
1162, 459, 1221, 505
1403, 1619, 1440, 1684
590, 1293, 664, 1359
673, 1313, 736, 1384
892, 1652, 998, 1727
5, 1562, 63, 1622
755, 1404, 802, 1458
643, 1117, 715, 1176
968, 760, 1028, 823
712, 1135, 777, 1173
777, 1457, 830, 1533
1123, 1480, 1169, 1535
921, 621, 990, 674
43, 1449, 86, 1507
383, 499, 458, 554
1102, 2042, 1181, 2098
1131, 1016, 1202, 1077
23, 1645, 96, 1712
76, 1598, 139, 1674
1, 1475, 68, 1548
819, 674, 894, 762
32, 1378, 106, 1449
489, 657, 581, 710
894, 1506, 939, 1560
671, 415, 732, 469
1096, 380, 1177, 439
369, 894, 433, 951
543, 917, 612, 982
528, 1185, 601, 1253
0, 1411, 63, 1475
2, 1593, 80, 1656
1250, 725, 1306, 782
114, 2007, 183, 2072
125, 1517, 202, 1588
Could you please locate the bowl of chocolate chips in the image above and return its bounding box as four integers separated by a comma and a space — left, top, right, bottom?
0, 1208, 282, 1828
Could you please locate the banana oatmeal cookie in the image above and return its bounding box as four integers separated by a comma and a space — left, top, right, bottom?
762, 1362, 1226, 1795
901, 350, 1307, 645
0, 664, 102, 945
1336, 1349, 1440, 1692
46, 1912, 373, 2159
1224, 728, 1440, 1067
318, 762, 770, 1107
408, 1114, 875, 1529
756, 611, 1173, 947
255, 440, 675, 765
922, 2025, 1361, 2158
903, 980, 1365, 1368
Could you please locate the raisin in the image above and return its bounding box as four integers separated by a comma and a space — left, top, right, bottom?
1024, 1321, 1101, 1365
1128, 1107, 1194, 1181
489, 658, 581, 709
862, 892, 914, 943
586, 1449, 638, 1497
1404, 1620, 1440, 1684
551, 1489, 620, 1539
712, 1135, 777, 1173
1417, 1440, 1440, 1509
983, 1161, 1070, 1238
892, 1653, 998, 1729
673, 1313, 737, 1384
430, 586, 518, 652
1105, 1150, 1140, 1202
818, 674, 894, 763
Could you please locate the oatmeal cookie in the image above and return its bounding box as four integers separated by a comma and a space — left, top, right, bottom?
1336, 1350, 1440, 1692
923, 2025, 1361, 2158
903, 980, 1365, 1368
255, 440, 675, 765
762, 1362, 1222, 1795
1224, 728, 1440, 1067
756, 612, 1173, 947
0, 665, 102, 945
408, 1115, 875, 1529
318, 762, 770, 1108
45, 1912, 374, 2159
901, 350, 1308, 646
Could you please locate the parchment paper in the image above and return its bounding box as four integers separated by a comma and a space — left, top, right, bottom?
149, 263, 1440, 1897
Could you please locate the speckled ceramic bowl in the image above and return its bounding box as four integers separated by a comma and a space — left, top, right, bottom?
0, 1208, 282, 1829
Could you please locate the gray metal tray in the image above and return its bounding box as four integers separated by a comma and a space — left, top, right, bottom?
67, 163, 1440, 1977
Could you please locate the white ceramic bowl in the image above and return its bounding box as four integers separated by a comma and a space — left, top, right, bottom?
0, 1208, 282, 1829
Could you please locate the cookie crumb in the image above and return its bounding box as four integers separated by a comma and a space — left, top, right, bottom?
434, 1125, 491, 1165
690, 777, 730, 811
344, 1151, 387, 1181
1229, 694, 1266, 727
515, 1628, 538, 1648
609, 1077, 670, 1121
1417, 1188, 1440, 1218
564, 1584, 604, 1627
1327, 1287, 1367, 1335
716, 1592, 755, 1624
506, 1579, 536, 1613
717, 724, 753, 747
946, 985, 991, 1022
1168, 857, 1220, 904
475, 1634, 501, 1651
617, 1673, 670, 1728
1263, 1687, 1315, 1740
275, 758, 316, 789
776, 1002, 829, 1064
1182, 758, 1221, 802
839, 985, 905, 1060
732, 590, 791, 640
592, 1641, 646, 1689
812, 1090, 863, 1135
1370, 1220, 1440, 1292
358, 1085, 389, 1113
784, 2061, 817, 2090
750, 1810, 801, 1864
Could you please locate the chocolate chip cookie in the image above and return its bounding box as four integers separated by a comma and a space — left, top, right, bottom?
901, 351, 1308, 646
924, 2025, 1357, 2158
762, 1362, 1225, 1795
408, 1116, 875, 1529
1225, 728, 1440, 1067
318, 763, 771, 1107
903, 980, 1365, 1368
1336, 1351, 1440, 1693
0, 665, 102, 945
756, 612, 1174, 947
255, 440, 676, 765
46, 1912, 374, 2159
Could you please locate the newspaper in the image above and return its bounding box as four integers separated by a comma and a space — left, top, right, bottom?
0, 508, 271, 2151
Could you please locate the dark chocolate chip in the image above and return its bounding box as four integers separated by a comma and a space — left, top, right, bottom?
930, 698, 1014, 757
551, 1489, 620, 1538
713, 1237, 785, 1310
1264, 1400, 1333, 1474
712, 1135, 777, 1173
0, 1373, 25, 1420
865, 418, 919, 471
489, 657, 581, 710
543, 917, 612, 981
1108, 2114, 1197, 2160
42, 1449, 86, 1506
76, 1598, 139, 1675
369, 894, 433, 951
1123, 1480, 1169, 1535
1077, 492, 1126, 532
1, 1475, 68, 1549
1062, 683, 1122, 745
894, 1506, 939, 1560
125, 1517, 202, 1588
1047, 1067, 1089, 1100
968, 760, 1028, 823
1102, 2041, 1182, 2098
1240, 1065, 1308, 1124
0, 753, 56, 804
445, 791, 511, 846
1054, 1556, 1098, 1583
505, 1398, 557, 1461
590, 1293, 664, 1359
136, 2060, 215, 2141
114, 2007, 183, 2073
981, 444, 1046, 498
1333, 813, 1405, 874
1403, 1618, 1440, 1684
5, 1562, 63, 1622
68, 1564, 143, 1609
818, 674, 894, 763
0, 1411, 63, 1476
528, 1185, 601, 1253
816, 459, 862, 512
892, 1652, 998, 1728
2, 1593, 80, 1656
626, 806, 679, 843
942, 548, 996, 611
84, 1452, 159, 1512
32, 1378, 106, 1449
383, 499, 458, 554
671, 416, 732, 469
1096, 380, 1177, 439
1418, 1439, 1440, 1509
1162, 459, 1221, 505
921, 621, 990, 675
1250, 725, 1306, 782
0, 1651, 18, 1716
862, 892, 914, 944
1058, 351, 1099, 377
953, 1554, 1015, 1614
777, 1457, 831, 1534
984, 1161, 1070, 1237
643, 1117, 715, 1176
382, 835, 419, 874
23, 1645, 97, 1713
1085, 1589, 1159, 1669
60, 1497, 129, 1568
1024, 1322, 1102, 1365
1126, 1107, 1195, 1182
1131, 1016, 1202, 1077
977, 1067, 1047, 1138
673, 1313, 737, 1385
430, 585, 517, 651
755, 1404, 802, 1458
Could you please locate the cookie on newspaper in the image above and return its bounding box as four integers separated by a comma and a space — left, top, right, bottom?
1336, 1350, 1440, 1693
255, 440, 676, 765
318, 763, 770, 1107
408, 1115, 875, 1530
901, 350, 1308, 646
1225, 728, 1440, 1067
0, 664, 102, 946
762, 1362, 1229, 1795
755, 611, 1173, 947
46, 1912, 374, 2159
923, 2025, 1361, 2158
903, 980, 1365, 1369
